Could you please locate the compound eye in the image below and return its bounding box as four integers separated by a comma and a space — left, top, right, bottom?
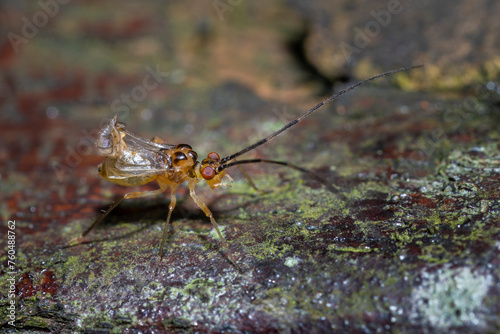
201, 166, 215, 180
207, 152, 220, 162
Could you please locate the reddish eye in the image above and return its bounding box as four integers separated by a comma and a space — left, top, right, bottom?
207, 152, 220, 161
202, 166, 215, 180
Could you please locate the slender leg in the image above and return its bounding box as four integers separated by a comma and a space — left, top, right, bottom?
236, 164, 260, 192
158, 185, 178, 260
82, 194, 126, 237
188, 180, 242, 271
65, 186, 167, 247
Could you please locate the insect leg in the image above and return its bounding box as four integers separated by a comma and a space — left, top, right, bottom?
65, 186, 167, 247
188, 179, 242, 272
158, 184, 178, 260
236, 164, 260, 192
82, 194, 126, 237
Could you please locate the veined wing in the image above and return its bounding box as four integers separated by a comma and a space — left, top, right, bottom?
120, 128, 176, 153
96, 115, 175, 157
97, 115, 175, 179
103, 148, 172, 180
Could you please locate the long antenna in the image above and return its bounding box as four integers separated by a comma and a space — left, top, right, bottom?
220, 65, 423, 164
219, 158, 345, 198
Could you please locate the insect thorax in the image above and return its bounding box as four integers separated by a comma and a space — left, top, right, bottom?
164, 144, 199, 183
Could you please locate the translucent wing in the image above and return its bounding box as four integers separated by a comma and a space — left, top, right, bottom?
97, 116, 175, 180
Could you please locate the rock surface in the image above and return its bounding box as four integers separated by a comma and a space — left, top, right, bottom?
1, 1, 499, 333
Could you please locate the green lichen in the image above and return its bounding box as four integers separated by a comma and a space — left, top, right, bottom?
411, 266, 493, 329
328, 244, 374, 253
23, 317, 50, 329
209, 225, 225, 240
169, 277, 224, 303
284, 256, 300, 267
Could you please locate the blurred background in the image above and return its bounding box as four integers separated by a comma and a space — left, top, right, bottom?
2, 0, 498, 217
1, 0, 499, 332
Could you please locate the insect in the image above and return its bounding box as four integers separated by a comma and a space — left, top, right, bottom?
68, 65, 422, 271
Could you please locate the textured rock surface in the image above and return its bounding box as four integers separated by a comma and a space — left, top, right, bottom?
1, 1, 499, 333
